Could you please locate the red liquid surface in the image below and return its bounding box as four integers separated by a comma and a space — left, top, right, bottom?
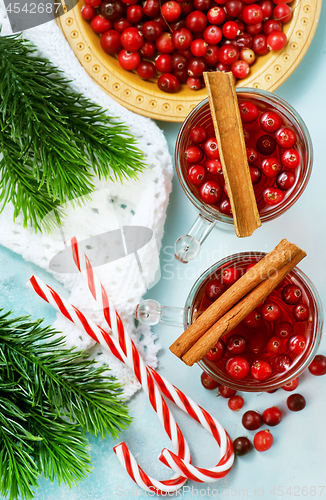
193, 256, 315, 388
181, 95, 305, 217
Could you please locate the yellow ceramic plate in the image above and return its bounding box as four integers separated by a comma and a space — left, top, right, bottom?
57, 0, 322, 122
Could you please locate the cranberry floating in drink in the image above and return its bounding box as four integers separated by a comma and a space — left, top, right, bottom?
136, 251, 323, 392
174, 88, 312, 263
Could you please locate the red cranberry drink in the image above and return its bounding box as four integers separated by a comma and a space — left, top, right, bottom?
189, 252, 322, 392
174, 89, 312, 263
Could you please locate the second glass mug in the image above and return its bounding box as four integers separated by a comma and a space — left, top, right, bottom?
174, 89, 313, 264
135, 252, 323, 392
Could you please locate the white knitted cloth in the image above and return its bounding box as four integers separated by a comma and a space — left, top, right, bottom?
0, 6, 173, 398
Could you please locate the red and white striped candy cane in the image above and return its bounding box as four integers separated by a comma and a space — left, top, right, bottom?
28, 274, 190, 494
69, 238, 234, 483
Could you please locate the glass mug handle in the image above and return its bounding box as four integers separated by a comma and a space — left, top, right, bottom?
174, 213, 216, 264
135, 299, 185, 327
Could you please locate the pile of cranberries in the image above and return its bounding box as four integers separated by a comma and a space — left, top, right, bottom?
201, 353, 326, 455
80, 0, 293, 93
184, 96, 301, 213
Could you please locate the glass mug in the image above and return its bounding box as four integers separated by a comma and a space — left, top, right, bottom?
136, 252, 323, 392
174, 89, 313, 263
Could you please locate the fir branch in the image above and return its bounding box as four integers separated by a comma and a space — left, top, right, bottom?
0, 310, 132, 499
0, 34, 146, 231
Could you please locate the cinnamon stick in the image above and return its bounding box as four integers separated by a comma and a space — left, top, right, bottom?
203, 71, 261, 238
182, 249, 306, 366
169, 239, 302, 359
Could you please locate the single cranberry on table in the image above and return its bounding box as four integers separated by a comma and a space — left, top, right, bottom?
218, 385, 237, 398
262, 406, 282, 426
233, 436, 252, 456
308, 354, 326, 376
254, 430, 273, 452
282, 377, 299, 391
242, 410, 262, 430
228, 395, 245, 411
201, 372, 220, 390
205, 339, 226, 361
287, 393, 306, 412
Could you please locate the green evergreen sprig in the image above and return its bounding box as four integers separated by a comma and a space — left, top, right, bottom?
0, 34, 146, 231
0, 309, 132, 500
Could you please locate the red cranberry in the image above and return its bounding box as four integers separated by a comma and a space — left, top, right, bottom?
223, 20, 239, 39
126, 4, 143, 23
157, 73, 180, 92
184, 145, 204, 163
218, 44, 239, 64
137, 61, 156, 79
273, 353, 292, 373
205, 278, 227, 300
207, 6, 226, 25
267, 31, 287, 50
259, 0, 274, 20
113, 18, 132, 32
219, 198, 232, 214
90, 15, 112, 33
251, 359, 272, 381
246, 146, 258, 163
180, 0, 193, 15
190, 39, 208, 57
275, 321, 293, 339
293, 303, 310, 322
263, 187, 284, 206
172, 28, 193, 50
231, 59, 249, 78
276, 170, 296, 191
225, 0, 244, 17
142, 20, 163, 41
282, 284, 302, 305
222, 267, 242, 285
121, 27, 144, 51
161, 0, 182, 22
204, 137, 219, 158
143, 0, 160, 17
156, 32, 174, 53
199, 180, 223, 204
118, 49, 141, 70
308, 355, 326, 376
249, 165, 262, 185
100, 0, 125, 21
287, 393, 305, 412
248, 331, 268, 354
140, 40, 156, 57
239, 101, 259, 123
155, 54, 173, 72
240, 47, 255, 64
81, 4, 96, 20
204, 27, 223, 46
205, 158, 222, 175
260, 111, 282, 133
85, 0, 101, 6
274, 3, 292, 23
262, 406, 282, 426
226, 356, 250, 380
246, 22, 263, 36
228, 395, 245, 411
263, 19, 282, 36
233, 436, 252, 456
243, 310, 263, 329
242, 410, 262, 430
254, 430, 273, 452
187, 164, 206, 185
275, 127, 297, 148
281, 149, 301, 169
226, 334, 247, 354
172, 52, 188, 70
205, 339, 226, 361
236, 33, 253, 50
252, 33, 268, 54
282, 377, 299, 391
288, 334, 307, 355
100, 29, 122, 54
262, 301, 281, 322
201, 372, 219, 390
190, 126, 207, 144
243, 4, 263, 24
261, 157, 282, 177
267, 336, 282, 354
218, 385, 237, 398
186, 10, 208, 32
187, 57, 207, 77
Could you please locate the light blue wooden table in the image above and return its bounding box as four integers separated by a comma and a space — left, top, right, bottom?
1, 4, 326, 498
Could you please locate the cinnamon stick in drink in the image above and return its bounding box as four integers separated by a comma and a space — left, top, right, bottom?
203, 71, 261, 238
170, 239, 302, 359
182, 248, 306, 366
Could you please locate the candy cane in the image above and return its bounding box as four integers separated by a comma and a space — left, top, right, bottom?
28, 274, 190, 494
69, 238, 234, 483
